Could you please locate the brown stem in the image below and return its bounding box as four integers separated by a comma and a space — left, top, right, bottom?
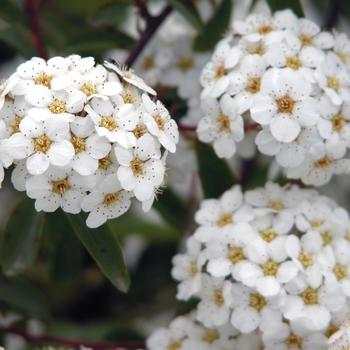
0, 326, 145, 350
124, 5, 173, 68
134, 0, 151, 21
25, 0, 47, 59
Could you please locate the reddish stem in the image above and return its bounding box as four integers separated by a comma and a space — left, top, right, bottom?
134, 0, 151, 21
25, 0, 48, 59
0, 326, 145, 350
124, 5, 173, 68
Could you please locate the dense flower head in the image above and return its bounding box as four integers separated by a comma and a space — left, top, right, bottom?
0, 55, 179, 228
148, 182, 350, 349
198, 9, 350, 186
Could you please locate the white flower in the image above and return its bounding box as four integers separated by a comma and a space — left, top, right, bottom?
196, 275, 233, 328
13, 57, 69, 107
197, 94, 244, 158
85, 97, 139, 148
200, 41, 242, 98
6, 115, 74, 175
25, 166, 93, 213
81, 174, 132, 228
0, 73, 18, 110
286, 142, 350, 186
104, 60, 156, 96
315, 55, 350, 106
115, 134, 164, 201
172, 237, 204, 300
251, 68, 318, 143
141, 94, 179, 153
230, 283, 281, 333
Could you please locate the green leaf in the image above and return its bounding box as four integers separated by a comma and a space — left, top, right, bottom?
0, 198, 45, 276
266, 0, 304, 17
195, 140, 236, 198
153, 188, 187, 230
0, 0, 24, 26
0, 27, 36, 58
65, 214, 130, 293
108, 211, 181, 242
89, 3, 131, 28
194, 0, 232, 51
0, 274, 50, 318
167, 0, 203, 32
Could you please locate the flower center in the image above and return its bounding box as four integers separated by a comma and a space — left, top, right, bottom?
213, 289, 224, 306
177, 57, 194, 71
268, 200, 285, 211
154, 115, 165, 131
11, 115, 22, 134
286, 56, 302, 70
202, 330, 219, 344
310, 220, 324, 228
325, 324, 339, 339
131, 158, 144, 176
300, 34, 313, 46
142, 56, 155, 70
103, 192, 120, 207
122, 89, 136, 104
80, 81, 96, 96
100, 116, 117, 131
298, 251, 313, 268
314, 156, 333, 169
245, 77, 261, 93
217, 113, 230, 132
249, 292, 267, 311
336, 51, 350, 64
49, 99, 66, 114
258, 24, 273, 35
98, 155, 113, 170
188, 261, 198, 277
133, 124, 147, 139
34, 72, 52, 87
332, 113, 346, 131
260, 229, 277, 242
71, 135, 86, 154
333, 263, 348, 280
327, 76, 341, 91
321, 231, 332, 246
300, 287, 318, 305
248, 45, 265, 55
276, 95, 295, 113
167, 340, 182, 350
33, 134, 53, 153
52, 178, 71, 196
261, 259, 279, 276
217, 212, 232, 227
285, 334, 303, 349
215, 63, 226, 79
227, 246, 245, 263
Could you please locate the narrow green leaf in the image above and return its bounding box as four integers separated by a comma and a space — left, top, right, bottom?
266, 0, 304, 17
0, 27, 36, 58
195, 140, 236, 198
0, 274, 50, 318
108, 212, 181, 242
167, 0, 203, 32
194, 0, 232, 51
153, 188, 187, 230
0, 0, 24, 26
89, 3, 131, 28
66, 214, 130, 293
0, 198, 45, 276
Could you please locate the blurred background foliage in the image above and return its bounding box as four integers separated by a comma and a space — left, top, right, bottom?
0, 0, 348, 348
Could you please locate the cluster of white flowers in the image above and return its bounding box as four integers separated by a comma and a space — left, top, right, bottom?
198, 9, 350, 185
0, 55, 178, 228
148, 182, 350, 349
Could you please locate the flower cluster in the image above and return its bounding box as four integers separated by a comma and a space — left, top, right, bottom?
198, 9, 350, 185
0, 55, 178, 228
148, 182, 350, 349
